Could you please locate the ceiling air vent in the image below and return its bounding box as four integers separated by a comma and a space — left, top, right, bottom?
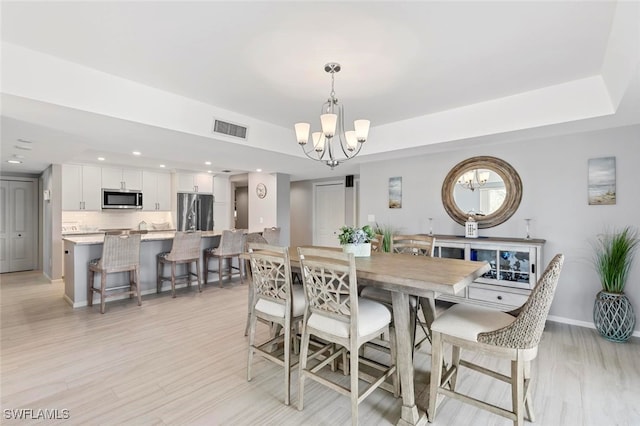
212, 118, 248, 140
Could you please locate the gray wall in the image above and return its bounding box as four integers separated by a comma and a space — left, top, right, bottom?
359, 124, 640, 332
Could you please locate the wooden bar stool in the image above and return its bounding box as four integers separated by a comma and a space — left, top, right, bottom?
203, 229, 245, 286
262, 226, 281, 245
88, 231, 142, 314
157, 231, 202, 298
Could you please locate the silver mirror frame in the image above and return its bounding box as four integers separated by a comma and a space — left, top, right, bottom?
442, 156, 522, 229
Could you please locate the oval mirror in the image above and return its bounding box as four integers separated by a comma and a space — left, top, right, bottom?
442, 156, 522, 228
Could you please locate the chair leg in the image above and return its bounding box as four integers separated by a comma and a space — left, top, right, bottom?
87, 269, 94, 307
219, 257, 223, 287
350, 342, 359, 426
157, 258, 162, 293
427, 331, 444, 421
247, 310, 257, 382
244, 282, 253, 336
100, 271, 107, 314
297, 327, 311, 411
195, 259, 202, 292
450, 345, 461, 390
135, 267, 142, 307
239, 255, 244, 284
128, 270, 134, 299
524, 360, 535, 422
283, 316, 291, 406
204, 253, 209, 286
389, 325, 400, 398
171, 261, 177, 298
512, 357, 525, 426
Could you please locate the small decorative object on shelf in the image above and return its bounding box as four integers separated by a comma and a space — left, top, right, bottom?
339, 225, 375, 257
465, 216, 478, 239
524, 218, 532, 239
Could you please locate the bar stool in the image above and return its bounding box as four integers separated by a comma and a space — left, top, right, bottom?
157, 231, 202, 297
203, 229, 245, 286
88, 231, 142, 314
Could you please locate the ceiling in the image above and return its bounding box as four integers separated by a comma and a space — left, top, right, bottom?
1, 1, 639, 180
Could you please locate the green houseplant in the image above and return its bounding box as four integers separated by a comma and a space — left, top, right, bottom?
592, 226, 638, 342
374, 223, 394, 253
338, 225, 375, 257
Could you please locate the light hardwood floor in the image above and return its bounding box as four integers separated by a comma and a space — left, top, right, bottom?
1, 271, 639, 425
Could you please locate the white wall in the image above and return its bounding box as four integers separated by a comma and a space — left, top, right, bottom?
40, 165, 63, 280
359, 124, 640, 331
248, 172, 278, 232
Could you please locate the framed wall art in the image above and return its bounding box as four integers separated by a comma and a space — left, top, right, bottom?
588, 157, 616, 205
389, 177, 402, 209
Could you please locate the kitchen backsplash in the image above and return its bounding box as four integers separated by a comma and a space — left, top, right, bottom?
62, 211, 173, 233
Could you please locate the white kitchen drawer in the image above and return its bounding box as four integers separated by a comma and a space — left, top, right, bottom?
468, 287, 528, 307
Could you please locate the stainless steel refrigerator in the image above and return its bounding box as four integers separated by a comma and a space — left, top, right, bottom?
177, 193, 214, 231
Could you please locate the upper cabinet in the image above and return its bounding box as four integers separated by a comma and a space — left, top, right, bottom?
101, 167, 142, 191
176, 173, 213, 193
142, 171, 171, 211
62, 164, 102, 211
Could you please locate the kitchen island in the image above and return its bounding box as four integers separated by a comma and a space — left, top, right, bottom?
63, 231, 222, 307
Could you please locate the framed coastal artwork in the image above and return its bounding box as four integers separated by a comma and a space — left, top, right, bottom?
588, 157, 616, 205
389, 177, 402, 208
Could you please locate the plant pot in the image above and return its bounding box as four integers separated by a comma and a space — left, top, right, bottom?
593, 290, 636, 342
342, 243, 371, 257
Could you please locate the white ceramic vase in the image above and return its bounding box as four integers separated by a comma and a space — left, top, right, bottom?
342, 242, 371, 257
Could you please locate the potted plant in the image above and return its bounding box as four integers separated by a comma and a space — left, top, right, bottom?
592, 226, 638, 342
374, 223, 394, 253
339, 225, 375, 257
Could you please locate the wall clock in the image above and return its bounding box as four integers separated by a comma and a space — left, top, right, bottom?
256, 183, 267, 199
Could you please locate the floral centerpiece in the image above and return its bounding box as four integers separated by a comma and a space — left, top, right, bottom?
338, 225, 375, 257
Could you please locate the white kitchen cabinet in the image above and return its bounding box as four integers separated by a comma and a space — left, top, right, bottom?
176, 173, 213, 193
142, 171, 171, 211
62, 164, 102, 210
433, 235, 545, 310
101, 167, 142, 190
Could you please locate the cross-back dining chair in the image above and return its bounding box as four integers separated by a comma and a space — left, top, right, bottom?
428, 253, 565, 426
246, 243, 305, 406
297, 247, 398, 426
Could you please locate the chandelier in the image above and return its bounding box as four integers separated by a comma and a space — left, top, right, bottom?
457, 169, 490, 191
294, 63, 370, 169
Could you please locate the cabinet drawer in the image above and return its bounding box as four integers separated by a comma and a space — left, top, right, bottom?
468, 287, 528, 307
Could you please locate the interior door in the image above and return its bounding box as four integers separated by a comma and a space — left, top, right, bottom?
314, 183, 345, 247
0, 179, 36, 273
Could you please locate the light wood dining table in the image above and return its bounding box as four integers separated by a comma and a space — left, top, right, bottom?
288, 248, 490, 426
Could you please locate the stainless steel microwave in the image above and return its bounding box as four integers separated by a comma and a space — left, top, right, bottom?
102, 189, 143, 209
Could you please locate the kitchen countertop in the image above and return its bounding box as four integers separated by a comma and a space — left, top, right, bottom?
63, 231, 220, 245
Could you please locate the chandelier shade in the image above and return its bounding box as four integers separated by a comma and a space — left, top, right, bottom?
294, 62, 370, 169
458, 169, 491, 191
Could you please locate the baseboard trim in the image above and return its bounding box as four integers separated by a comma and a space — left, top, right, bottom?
547, 315, 640, 338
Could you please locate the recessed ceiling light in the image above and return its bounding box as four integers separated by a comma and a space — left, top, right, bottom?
132, 151, 141, 156
97, 157, 105, 161
159, 164, 166, 168
205, 161, 212, 165
7, 160, 22, 164
13, 154, 25, 159
14, 145, 32, 151
207, 170, 213, 174
256, 169, 262, 172
17, 138, 33, 144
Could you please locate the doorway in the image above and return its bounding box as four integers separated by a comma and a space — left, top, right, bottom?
0, 178, 37, 273
313, 182, 345, 247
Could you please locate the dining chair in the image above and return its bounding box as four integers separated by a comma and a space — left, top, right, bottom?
262, 226, 281, 245
361, 234, 437, 349
247, 243, 306, 406
243, 232, 269, 336
203, 229, 245, 286
297, 247, 398, 426
88, 231, 142, 314
370, 233, 384, 253
156, 231, 202, 297
428, 254, 565, 426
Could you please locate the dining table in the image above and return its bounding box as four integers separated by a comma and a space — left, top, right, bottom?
287, 247, 491, 426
